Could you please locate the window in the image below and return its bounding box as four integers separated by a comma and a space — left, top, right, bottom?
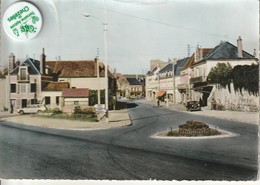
56, 97, 60, 105
20, 68, 27, 80
74, 101, 79, 105
10, 84, 16, 93
31, 99, 37, 104
20, 84, 27, 93
45, 96, 50, 105
30, 83, 36, 92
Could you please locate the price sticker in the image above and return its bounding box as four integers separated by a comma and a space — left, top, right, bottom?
2, 1, 43, 41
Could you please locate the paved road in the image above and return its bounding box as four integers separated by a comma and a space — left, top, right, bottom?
0, 100, 258, 180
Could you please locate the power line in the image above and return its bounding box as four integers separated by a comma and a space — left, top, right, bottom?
85, 4, 235, 40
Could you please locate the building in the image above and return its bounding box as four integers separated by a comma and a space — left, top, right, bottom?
61, 88, 90, 113
7, 50, 52, 110
41, 82, 70, 109
126, 78, 143, 98
158, 57, 190, 103
178, 48, 212, 104
40, 59, 116, 109
114, 73, 130, 98
146, 60, 168, 101
5, 49, 116, 112
190, 37, 258, 108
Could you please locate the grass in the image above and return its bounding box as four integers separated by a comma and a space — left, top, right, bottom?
35, 113, 97, 122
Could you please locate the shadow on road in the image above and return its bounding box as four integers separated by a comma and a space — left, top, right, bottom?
115, 101, 138, 110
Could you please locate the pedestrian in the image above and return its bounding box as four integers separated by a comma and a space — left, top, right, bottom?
157, 99, 160, 107
10, 104, 13, 114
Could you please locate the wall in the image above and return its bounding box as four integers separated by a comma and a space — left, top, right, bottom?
63, 98, 89, 113
9, 74, 42, 109
208, 84, 259, 112
59, 77, 106, 90
0, 78, 7, 111
41, 91, 62, 110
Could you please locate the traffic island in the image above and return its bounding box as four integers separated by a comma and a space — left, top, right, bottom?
154, 120, 237, 139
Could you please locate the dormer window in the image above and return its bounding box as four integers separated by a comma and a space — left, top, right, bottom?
20, 68, 27, 80
18, 66, 29, 82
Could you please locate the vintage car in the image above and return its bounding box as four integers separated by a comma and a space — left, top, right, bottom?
17, 104, 47, 114
186, 101, 201, 111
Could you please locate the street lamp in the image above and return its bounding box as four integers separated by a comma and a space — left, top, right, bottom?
172, 59, 176, 103
82, 13, 109, 123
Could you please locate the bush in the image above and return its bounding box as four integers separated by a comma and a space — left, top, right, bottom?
52, 107, 62, 114
73, 106, 96, 114
178, 120, 209, 129
74, 106, 81, 114
167, 120, 221, 137
81, 107, 96, 114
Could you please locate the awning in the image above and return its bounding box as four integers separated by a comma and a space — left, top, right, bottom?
156, 91, 166, 97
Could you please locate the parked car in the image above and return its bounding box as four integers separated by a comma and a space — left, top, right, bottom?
186, 101, 201, 111
17, 104, 47, 114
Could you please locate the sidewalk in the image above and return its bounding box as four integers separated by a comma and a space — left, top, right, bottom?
0, 109, 131, 130
161, 102, 259, 125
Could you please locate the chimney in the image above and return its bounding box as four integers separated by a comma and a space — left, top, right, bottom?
40, 48, 46, 74
199, 48, 203, 60
195, 47, 200, 62
16, 60, 20, 67
237, 36, 243, 58
9, 53, 15, 72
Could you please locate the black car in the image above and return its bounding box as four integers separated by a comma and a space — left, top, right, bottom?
186, 101, 201, 111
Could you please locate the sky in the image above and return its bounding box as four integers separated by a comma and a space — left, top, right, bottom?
0, 0, 259, 74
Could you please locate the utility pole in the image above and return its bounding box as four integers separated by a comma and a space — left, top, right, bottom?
96, 48, 100, 105
103, 7, 109, 123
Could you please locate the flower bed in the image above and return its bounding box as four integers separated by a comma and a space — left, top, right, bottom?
167, 120, 221, 137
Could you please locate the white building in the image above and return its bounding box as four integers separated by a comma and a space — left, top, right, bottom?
190, 37, 258, 109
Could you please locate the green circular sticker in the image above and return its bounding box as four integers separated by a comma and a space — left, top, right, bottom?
3, 1, 42, 41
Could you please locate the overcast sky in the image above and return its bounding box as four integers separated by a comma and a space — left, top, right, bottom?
1, 0, 259, 74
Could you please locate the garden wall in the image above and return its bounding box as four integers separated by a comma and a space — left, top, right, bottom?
208, 84, 259, 112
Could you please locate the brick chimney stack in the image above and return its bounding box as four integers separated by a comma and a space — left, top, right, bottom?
237, 36, 243, 58
9, 53, 15, 72
40, 48, 46, 74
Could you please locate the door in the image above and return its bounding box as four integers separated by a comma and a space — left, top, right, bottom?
21, 99, 27, 108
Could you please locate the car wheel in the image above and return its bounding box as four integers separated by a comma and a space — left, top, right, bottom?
37, 110, 42, 113
19, 110, 24, 115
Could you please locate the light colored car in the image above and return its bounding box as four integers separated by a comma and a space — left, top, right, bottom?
17, 104, 47, 114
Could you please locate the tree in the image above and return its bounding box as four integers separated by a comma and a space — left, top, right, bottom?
207, 62, 232, 90
207, 63, 259, 95
232, 64, 259, 95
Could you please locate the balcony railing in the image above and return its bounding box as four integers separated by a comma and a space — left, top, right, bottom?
177, 84, 189, 90
17, 75, 30, 82
190, 76, 205, 84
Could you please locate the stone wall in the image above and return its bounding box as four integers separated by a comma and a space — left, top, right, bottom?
208, 84, 259, 112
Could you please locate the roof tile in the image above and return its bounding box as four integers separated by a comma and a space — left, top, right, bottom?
62, 88, 90, 98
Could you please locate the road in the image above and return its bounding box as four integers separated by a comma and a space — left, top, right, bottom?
0, 100, 258, 180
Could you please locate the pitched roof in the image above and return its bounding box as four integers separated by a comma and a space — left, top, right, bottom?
124, 74, 145, 78
62, 88, 90, 98
46, 60, 97, 77
159, 57, 190, 76
10, 58, 41, 75
126, 78, 142, 85
43, 82, 70, 91
175, 57, 190, 75
202, 41, 256, 61
46, 60, 114, 78
114, 73, 128, 84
